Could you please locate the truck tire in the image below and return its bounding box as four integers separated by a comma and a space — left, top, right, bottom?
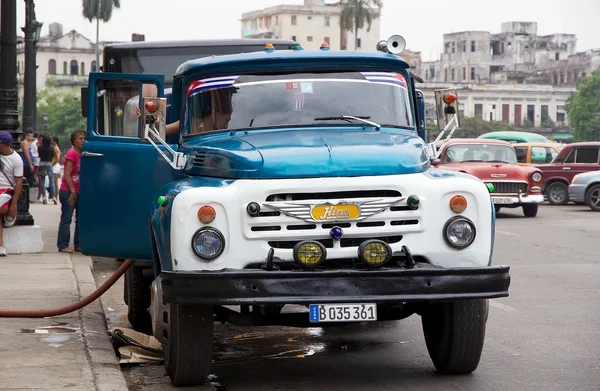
585, 184, 600, 211
546, 182, 568, 205
124, 266, 152, 334
522, 204, 538, 217
164, 304, 214, 387
421, 299, 487, 374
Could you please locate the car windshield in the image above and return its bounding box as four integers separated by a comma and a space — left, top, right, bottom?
183, 71, 414, 135
443, 144, 518, 164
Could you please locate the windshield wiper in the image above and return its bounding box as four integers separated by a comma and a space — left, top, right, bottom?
314, 115, 381, 129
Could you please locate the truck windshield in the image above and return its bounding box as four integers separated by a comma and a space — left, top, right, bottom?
183, 71, 414, 135
444, 144, 518, 164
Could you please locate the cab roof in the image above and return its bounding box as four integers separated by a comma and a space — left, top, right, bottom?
444, 138, 512, 146
174, 49, 411, 76
104, 38, 296, 51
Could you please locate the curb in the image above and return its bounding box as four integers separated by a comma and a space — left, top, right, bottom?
71, 255, 130, 391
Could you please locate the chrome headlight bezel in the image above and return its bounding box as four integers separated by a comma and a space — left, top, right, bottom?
191, 227, 225, 260
443, 216, 476, 250
532, 171, 543, 183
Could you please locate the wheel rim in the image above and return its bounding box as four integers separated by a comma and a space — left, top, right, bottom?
590, 189, 600, 208
549, 186, 566, 203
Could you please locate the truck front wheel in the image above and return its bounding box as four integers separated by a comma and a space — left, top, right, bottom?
421, 299, 487, 374
163, 304, 214, 387
124, 265, 152, 334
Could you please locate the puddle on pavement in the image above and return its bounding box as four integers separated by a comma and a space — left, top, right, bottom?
19, 324, 81, 348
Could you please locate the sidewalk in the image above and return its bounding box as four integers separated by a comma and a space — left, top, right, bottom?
0, 203, 129, 391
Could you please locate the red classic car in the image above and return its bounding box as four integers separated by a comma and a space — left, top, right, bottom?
433, 139, 544, 217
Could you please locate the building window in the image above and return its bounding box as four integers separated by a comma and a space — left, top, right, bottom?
275, 15, 279, 25
70, 60, 79, 75
444, 69, 448, 82
80, 62, 85, 75
462, 68, 466, 80
451, 42, 455, 54
474, 104, 483, 118
48, 59, 56, 75
325, 16, 330, 26
425, 69, 429, 80
463, 40, 467, 52
91, 61, 97, 72
430, 69, 435, 80
527, 105, 535, 123
307, 16, 312, 20
451, 68, 455, 81
471, 67, 475, 80
357, 38, 361, 48
324, 36, 330, 44
63, 61, 67, 74
471, 41, 476, 52
292, 35, 297, 42
307, 36, 313, 42
555, 52, 560, 61
291, 15, 297, 25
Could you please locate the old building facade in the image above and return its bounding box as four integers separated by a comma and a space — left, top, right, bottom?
240, 0, 381, 51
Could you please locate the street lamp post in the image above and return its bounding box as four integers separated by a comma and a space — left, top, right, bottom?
22, 0, 43, 135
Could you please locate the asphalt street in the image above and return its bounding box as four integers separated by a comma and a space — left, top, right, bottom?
92, 204, 600, 391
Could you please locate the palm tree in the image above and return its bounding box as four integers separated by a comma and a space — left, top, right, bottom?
82, 0, 121, 71
339, 0, 383, 50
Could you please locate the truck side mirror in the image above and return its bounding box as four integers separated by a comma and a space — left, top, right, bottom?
415, 89, 426, 141
80, 87, 88, 118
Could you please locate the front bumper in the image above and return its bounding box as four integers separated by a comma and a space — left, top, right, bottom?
491, 193, 544, 205
568, 184, 586, 202
161, 264, 511, 305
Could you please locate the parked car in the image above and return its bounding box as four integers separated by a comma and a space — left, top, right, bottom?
478, 131, 551, 144
569, 170, 600, 211
534, 142, 600, 205
513, 142, 562, 166
433, 139, 544, 217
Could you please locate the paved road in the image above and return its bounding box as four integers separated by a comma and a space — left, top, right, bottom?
92, 204, 600, 391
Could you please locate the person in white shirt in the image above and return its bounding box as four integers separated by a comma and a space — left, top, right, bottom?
30, 132, 41, 201
0, 131, 24, 256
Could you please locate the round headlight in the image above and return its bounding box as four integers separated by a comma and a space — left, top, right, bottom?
358, 240, 392, 267
293, 241, 326, 267
191, 227, 225, 260
443, 217, 476, 249
532, 172, 542, 183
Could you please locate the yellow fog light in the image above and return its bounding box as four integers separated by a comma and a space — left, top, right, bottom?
358, 240, 392, 267
293, 241, 326, 267
449, 195, 468, 214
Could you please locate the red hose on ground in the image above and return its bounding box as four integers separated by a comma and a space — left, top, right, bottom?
0, 259, 134, 318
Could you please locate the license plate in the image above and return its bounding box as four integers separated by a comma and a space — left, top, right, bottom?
309, 303, 377, 323
492, 197, 514, 204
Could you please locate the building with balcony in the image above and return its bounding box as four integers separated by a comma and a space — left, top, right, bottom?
16, 22, 103, 99
240, 0, 381, 51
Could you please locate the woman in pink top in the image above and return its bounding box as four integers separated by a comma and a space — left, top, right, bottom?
57, 130, 86, 253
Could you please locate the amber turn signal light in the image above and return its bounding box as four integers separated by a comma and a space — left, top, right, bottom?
197, 205, 216, 224
449, 195, 467, 214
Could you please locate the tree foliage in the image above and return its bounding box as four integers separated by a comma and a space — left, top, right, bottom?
339, 0, 383, 50
450, 116, 521, 138
35, 84, 86, 152
565, 71, 600, 141
82, 0, 121, 22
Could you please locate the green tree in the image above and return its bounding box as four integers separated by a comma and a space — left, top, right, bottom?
36, 85, 86, 152
339, 0, 383, 50
82, 0, 121, 69
565, 71, 600, 141
452, 116, 520, 138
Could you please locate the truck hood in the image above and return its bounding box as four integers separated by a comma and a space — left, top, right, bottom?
178, 127, 430, 179
436, 162, 537, 181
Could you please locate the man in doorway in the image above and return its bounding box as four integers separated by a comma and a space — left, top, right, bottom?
0, 131, 24, 256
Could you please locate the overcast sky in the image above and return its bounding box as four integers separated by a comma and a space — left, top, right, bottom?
17, 0, 600, 61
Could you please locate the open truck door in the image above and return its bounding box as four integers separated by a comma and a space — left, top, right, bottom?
79, 73, 178, 260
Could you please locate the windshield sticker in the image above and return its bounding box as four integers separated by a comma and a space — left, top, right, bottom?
300, 82, 313, 93
360, 72, 408, 89
187, 76, 240, 98
292, 93, 305, 111
285, 82, 300, 90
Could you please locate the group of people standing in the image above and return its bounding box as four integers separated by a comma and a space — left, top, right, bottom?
19, 131, 62, 205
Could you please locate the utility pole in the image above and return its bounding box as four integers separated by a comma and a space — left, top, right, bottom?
22, 0, 43, 136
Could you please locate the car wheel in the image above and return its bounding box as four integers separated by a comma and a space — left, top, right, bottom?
421, 299, 487, 374
546, 182, 569, 205
585, 184, 600, 211
125, 266, 153, 334
522, 204, 538, 217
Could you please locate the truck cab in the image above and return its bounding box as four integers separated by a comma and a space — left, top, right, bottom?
79, 36, 510, 387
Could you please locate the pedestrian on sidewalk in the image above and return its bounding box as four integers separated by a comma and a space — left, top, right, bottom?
51, 136, 61, 205
0, 131, 24, 256
38, 134, 56, 205
31, 132, 41, 201
19, 131, 35, 191
57, 130, 86, 254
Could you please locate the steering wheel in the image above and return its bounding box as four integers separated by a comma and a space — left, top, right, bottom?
346, 100, 392, 118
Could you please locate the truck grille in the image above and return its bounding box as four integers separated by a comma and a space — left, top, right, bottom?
488, 181, 528, 194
